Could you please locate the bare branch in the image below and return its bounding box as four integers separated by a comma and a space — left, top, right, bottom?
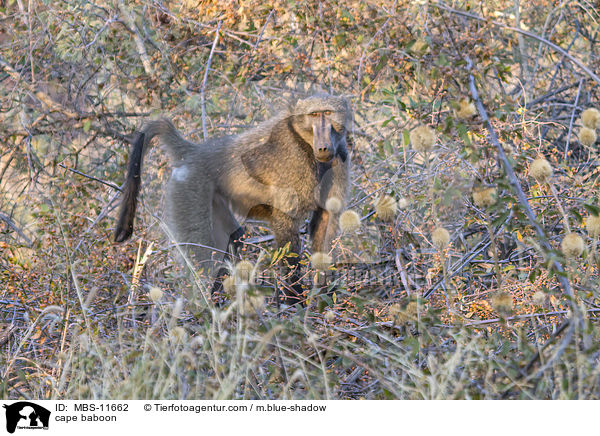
0, 212, 33, 246
118, 0, 153, 75
433, 2, 600, 86
58, 164, 122, 191
201, 21, 222, 141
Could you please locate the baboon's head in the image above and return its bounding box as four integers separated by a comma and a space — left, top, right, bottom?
292, 94, 351, 163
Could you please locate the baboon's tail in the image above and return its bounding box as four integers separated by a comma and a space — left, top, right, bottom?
114, 119, 194, 242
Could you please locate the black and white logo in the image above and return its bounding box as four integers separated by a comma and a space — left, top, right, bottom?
2, 402, 50, 434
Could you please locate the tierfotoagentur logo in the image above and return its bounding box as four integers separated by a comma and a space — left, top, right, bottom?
2, 402, 50, 434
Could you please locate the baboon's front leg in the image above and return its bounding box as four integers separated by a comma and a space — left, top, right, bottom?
313, 155, 349, 253
309, 207, 340, 289
310, 207, 335, 253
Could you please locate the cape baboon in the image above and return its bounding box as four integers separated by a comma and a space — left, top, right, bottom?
114, 93, 352, 304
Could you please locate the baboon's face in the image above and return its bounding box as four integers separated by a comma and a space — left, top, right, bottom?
293, 95, 350, 163
306, 111, 338, 162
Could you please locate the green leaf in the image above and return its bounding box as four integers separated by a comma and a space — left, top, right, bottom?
402, 129, 410, 146
457, 123, 471, 146
584, 204, 600, 217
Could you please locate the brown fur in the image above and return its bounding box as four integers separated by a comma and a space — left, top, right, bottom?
114, 93, 352, 304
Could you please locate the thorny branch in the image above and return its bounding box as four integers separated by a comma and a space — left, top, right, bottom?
466, 56, 579, 390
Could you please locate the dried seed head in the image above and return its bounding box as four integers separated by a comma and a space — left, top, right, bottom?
532, 290, 546, 307
148, 286, 163, 302
311, 252, 332, 270
579, 127, 597, 147
324, 309, 336, 323
325, 197, 342, 214
586, 214, 600, 238
222, 275, 236, 295
456, 98, 477, 119
398, 197, 409, 209
492, 292, 514, 315
502, 142, 514, 155
581, 107, 600, 129
529, 158, 553, 183
561, 233, 585, 258
170, 326, 187, 343
405, 301, 419, 319
234, 260, 255, 284
389, 301, 418, 324
431, 227, 450, 250
472, 187, 497, 208
340, 210, 361, 232
375, 195, 397, 221
410, 125, 437, 152
244, 294, 266, 314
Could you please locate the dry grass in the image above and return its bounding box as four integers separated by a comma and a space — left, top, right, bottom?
2, 0, 600, 399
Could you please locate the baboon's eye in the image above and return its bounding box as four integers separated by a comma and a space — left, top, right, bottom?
323, 110, 332, 116
309, 112, 320, 117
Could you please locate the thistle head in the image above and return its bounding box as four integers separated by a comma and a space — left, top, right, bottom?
431, 226, 450, 250
375, 195, 397, 222
340, 210, 361, 232
410, 125, 437, 152
561, 233, 585, 258
529, 157, 553, 183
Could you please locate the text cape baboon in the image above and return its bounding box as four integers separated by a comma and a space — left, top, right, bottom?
115, 94, 352, 303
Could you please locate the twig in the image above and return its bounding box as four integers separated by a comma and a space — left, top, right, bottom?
513, 0, 530, 88
356, 3, 395, 94
0, 212, 33, 246
254, 9, 274, 51
501, 318, 571, 398
0, 57, 77, 118
58, 163, 122, 191
448, 307, 600, 328
525, 81, 580, 109
118, 0, 153, 75
423, 212, 511, 298
201, 21, 222, 140
432, 3, 600, 85
395, 249, 412, 296
563, 78, 583, 159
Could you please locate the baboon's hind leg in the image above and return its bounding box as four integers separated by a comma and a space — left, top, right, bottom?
210, 194, 245, 301
166, 178, 217, 271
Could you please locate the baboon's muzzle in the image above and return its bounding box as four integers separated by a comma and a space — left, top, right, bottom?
312, 114, 335, 162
